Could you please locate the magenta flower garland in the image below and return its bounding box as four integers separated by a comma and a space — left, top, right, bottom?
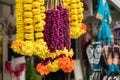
37, 4, 74, 75
57, 5, 64, 50
50, 10, 60, 52
63, 8, 71, 51
44, 9, 53, 48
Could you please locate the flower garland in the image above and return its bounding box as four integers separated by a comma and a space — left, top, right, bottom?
11, 0, 35, 56
63, 0, 86, 39
11, 0, 24, 54
36, 4, 74, 75
36, 63, 50, 75
58, 56, 74, 73
33, 0, 48, 59
22, 0, 35, 56
5, 61, 25, 80
12, 0, 48, 57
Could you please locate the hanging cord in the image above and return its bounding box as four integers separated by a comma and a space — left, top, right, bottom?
46, 0, 49, 10
50, 0, 53, 9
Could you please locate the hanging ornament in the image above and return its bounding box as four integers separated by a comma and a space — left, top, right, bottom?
63, 0, 86, 39
33, 0, 48, 58
11, 0, 24, 54
21, 0, 35, 56
12, 0, 48, 57
36, 1, 74, 75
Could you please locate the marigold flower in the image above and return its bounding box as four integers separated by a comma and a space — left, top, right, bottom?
24, 18, 33, 25
61, 59, 75, 73
32, 2, 40, 9
36, 63, 50, 75
32, 9, 40, 15
48, 60, 60, 72
22, 41, 35, 56
33, 15, 42, 23
24, 4, 32, 11
23, 0, 33, 4
24, 12, 33, 18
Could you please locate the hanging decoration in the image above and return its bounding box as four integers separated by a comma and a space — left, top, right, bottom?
22, 0, 35, 56
11, 0, 48, 57
33, 0, 48, 58
36, 0, 74, 75
63, 0, 86, 39
11, 0, 24, 54
12, 0, 75, 75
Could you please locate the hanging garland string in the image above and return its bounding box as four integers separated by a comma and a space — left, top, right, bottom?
11, 0, 48, 57
11, 0, 24, 54
22, 0, 35, 56
12, 0, 75, 75
33, 0, 48, 59
36, 0, 74, 75
63, 0, 86, 39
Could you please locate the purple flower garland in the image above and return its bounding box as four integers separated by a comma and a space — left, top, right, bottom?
57, 5, 64, 50
58, 5, 71, 51
44, 9, 53, 48
63, 8, 71, 51
49, 10, 60, 52
44, 5, 70, 52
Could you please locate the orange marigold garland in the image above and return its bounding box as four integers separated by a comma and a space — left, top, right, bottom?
58, 56, 75, 73
36, 63, 50, 75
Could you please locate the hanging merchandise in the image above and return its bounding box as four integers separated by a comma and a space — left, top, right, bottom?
22, 0, 35, 56
11, 0, 48, 57
36, 0, 74, 75
87, 40, 120, 80
11, 0, 24, 54
86, 42, 103, 71
11, 0, 35, 56
33, 0, 48, 58
63, 0, 86, 39
86, 41, 105, 80
96, 0, 113, 45
102, 45, 120, 80
11, 0, 75, 76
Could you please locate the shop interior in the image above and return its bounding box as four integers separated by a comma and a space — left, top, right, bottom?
0, 0, 120, 80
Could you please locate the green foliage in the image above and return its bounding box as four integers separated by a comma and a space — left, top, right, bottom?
26, 58, 41, 80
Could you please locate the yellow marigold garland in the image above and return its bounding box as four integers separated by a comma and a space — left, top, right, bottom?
33, 0, 48, 58
34, 39, 48, 59
13, 0, 48, 57
63, 0, 86, 39
56, 47, 74, 57
21, 0, 35, 56
11, 0, 24, 54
